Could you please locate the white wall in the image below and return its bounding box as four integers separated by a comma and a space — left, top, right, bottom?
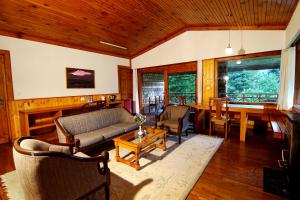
0, 35, 129, 99
286, 1, 300, 47
132, 30, 285, 109
132, 30, 285, 68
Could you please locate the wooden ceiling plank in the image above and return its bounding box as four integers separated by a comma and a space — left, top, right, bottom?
227, 0, 243, 27
0, 0, 298, 56
200, 0, 224, 25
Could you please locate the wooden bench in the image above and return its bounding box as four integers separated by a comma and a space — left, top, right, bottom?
269, 114, 286, 139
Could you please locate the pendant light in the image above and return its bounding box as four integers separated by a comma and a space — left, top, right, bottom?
225, 30, 233, 55
238, 30, 246, 55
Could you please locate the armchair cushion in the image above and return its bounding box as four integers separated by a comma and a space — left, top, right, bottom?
20, 139, 72, 155
157, 120, 179, 130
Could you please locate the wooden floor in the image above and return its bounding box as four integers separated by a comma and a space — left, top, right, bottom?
0, 126, 286, 200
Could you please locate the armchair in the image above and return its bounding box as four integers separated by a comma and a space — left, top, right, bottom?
156, 105, 190, 144
13, 137, 110, 200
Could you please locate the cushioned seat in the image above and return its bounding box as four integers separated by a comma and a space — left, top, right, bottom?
75, 131, 105, 149
157, 120, 179, 130
111, 122, 139, 132
55, 107, 138, 151
156, 105, 190, 144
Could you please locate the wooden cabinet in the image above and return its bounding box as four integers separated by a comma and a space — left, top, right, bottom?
19, 105, 83, 138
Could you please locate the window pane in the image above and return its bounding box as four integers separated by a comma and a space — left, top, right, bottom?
168, 73, 196, 104
142, 73, 164, 114
218, 55, 281, 103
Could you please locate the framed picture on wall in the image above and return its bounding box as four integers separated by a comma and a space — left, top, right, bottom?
66, 67, 95, 88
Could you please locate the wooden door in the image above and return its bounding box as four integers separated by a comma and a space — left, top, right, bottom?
118, 66, 133, 100
0, 55, 9, 144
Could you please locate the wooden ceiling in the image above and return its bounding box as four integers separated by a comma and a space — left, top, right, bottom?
0, 0, 299, 58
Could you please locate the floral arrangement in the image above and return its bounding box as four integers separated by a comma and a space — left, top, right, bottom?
134, 113, 146, 126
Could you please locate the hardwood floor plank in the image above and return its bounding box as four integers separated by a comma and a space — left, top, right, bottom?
0, 127, 286, 199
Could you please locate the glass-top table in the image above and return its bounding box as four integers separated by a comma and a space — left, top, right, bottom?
113, 127, 167, 170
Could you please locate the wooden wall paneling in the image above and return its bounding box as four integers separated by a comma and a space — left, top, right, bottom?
202, 59, 215, 108
0, 50, 14, 144
9, 93, 121, 141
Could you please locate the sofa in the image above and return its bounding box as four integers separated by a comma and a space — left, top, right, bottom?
13, 136, 110, 200
156, 105, 190, 144
55, 107, 138, 151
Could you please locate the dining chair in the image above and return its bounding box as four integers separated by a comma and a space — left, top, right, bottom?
209, 97, 231, 140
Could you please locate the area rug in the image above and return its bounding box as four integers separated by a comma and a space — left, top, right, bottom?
1, 134, 223, 200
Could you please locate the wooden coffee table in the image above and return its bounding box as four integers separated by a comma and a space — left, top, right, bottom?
113, 128, 167, 170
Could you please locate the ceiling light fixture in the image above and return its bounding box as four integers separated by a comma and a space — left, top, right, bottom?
238, 30, 246, 55
99, 41, 127, 50
236, 60, 242, 64
225, 30, 233, 55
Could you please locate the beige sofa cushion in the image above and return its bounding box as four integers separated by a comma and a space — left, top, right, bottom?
57, 107, 135, 136
111, 122, 138, 133
20, 139, 71, 154
157, 120, 179, 130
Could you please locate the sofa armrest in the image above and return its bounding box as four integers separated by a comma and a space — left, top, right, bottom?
55, 119, 75, 144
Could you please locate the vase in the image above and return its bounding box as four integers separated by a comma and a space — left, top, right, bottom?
138, 125, 143, 136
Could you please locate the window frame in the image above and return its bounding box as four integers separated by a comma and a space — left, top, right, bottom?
214, 50, 281, 105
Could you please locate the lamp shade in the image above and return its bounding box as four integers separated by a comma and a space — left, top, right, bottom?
225, 44, 233, 55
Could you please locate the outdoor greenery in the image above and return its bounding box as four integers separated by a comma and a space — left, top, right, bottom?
168, 73, 196, 104
218, 55, 281, 103
226, 69, 280, 102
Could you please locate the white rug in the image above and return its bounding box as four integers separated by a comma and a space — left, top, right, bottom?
1, 134, 223, 200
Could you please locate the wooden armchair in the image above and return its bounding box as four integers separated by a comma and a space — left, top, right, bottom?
156, 105, 190, 144
209, 97, 231, 140
13, 137, 110, 200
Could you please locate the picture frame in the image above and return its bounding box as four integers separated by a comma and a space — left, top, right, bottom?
66, 67, 95, 88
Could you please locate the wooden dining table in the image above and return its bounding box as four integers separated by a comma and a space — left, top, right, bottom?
189, 104, 265, 142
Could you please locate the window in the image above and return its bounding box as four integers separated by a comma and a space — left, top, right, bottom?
168, 73, 196, 104
217, 54, 281, 103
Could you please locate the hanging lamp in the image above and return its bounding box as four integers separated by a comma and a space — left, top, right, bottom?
225, 30, 233, 55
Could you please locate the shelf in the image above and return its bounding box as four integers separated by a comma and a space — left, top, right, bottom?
29, 123, 56, 130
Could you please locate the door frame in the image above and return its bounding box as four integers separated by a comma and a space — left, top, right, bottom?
118, 65, 133, 100
137, 61, 198, 112
0, 50, 14, 143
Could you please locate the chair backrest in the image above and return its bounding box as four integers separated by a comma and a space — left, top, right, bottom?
164, 105, 189, 120
177, 96, 186, 105
12, 137, 106, 200
209, 97, 230, 119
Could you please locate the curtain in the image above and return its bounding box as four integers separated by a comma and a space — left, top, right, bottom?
132, 68, 139, 113
277, 47, 296, 110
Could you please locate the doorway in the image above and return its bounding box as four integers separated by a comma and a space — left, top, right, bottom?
0, 50, 13, 144
118, 66, 133, 113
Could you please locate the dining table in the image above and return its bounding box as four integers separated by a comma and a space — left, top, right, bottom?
189, 104, 265, 142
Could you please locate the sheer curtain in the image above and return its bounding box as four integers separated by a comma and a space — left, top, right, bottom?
132, 68, 140, 113
277, 47, 296, 110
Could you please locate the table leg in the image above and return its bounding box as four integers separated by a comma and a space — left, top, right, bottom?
240, 111, 248, 142
135, 149, 140, 170
115, 143, 120, 161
